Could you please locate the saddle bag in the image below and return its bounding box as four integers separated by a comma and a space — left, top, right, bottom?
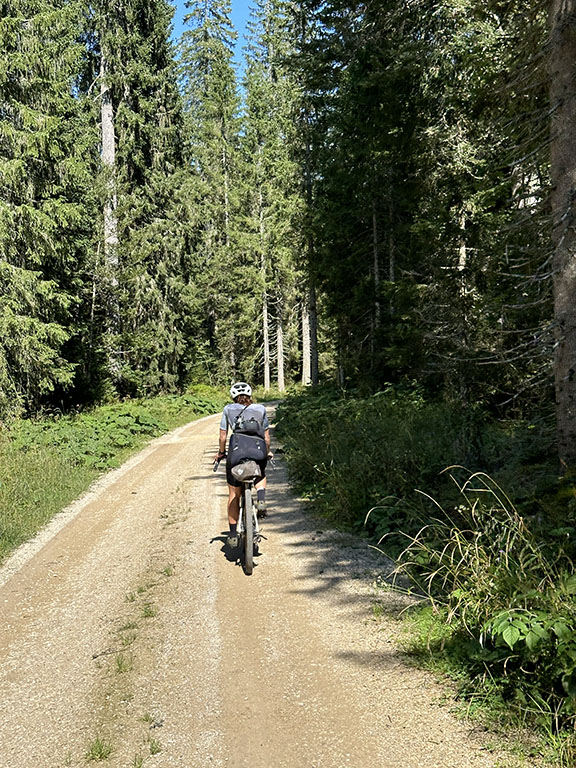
231, 460, 262, 482
228, 432, 267, 467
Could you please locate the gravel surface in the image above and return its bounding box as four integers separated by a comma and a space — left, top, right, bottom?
0, 413, 512, 767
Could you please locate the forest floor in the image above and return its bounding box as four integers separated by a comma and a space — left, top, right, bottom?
0, 412, 520, 768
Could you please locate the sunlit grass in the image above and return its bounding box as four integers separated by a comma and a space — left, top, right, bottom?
84, 735, 113, 762
0, 438, 95, 562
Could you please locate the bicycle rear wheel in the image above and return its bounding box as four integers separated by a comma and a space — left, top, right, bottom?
243, 486, 254, 575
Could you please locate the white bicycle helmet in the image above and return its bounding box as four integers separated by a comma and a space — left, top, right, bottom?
230, 381, 252, 399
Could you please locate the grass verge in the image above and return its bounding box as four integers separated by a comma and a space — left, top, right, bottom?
0, 385, 227, 563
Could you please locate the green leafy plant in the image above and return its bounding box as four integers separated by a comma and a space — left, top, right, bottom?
391, 471, 576, 737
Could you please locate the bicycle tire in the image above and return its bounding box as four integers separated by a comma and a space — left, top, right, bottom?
244, 486, 254, 575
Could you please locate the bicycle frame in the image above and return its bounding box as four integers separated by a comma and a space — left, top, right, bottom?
238, 479, 260, 575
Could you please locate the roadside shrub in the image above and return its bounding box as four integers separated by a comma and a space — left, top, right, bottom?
276, 386, 556, 542
276, 385, 483, 537
393, 471, 576, 736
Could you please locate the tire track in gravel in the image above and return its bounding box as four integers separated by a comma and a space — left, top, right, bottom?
0, 413, 510, 768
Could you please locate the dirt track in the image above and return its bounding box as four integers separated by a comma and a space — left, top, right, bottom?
0, 413, 505, 767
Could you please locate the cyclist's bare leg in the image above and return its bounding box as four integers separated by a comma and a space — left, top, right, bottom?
255, 476, 267, 516
227, 484, 242, 525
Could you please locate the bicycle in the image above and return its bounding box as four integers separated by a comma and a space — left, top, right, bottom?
213, 456, 263, 575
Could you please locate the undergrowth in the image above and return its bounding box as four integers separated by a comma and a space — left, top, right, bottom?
0, 385, 227, 562
275, 385, 559, 544
388, 473, 576, 760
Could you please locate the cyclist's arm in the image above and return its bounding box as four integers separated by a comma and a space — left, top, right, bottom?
264, 428, 271, 455
219, 428, 227, 455
215, 408, 228, 461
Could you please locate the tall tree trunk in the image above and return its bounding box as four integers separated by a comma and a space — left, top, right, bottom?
263, 290, 271, 391
302, 93, 319, 386
277, 315, 285, 392
302, 298, 311, 385
372, 202, 381, 328
458, 211, 467, 273
100, 50, 120, 380
101, 54, 118, 269
301, 283, 318, 386
388, 195, 395, 317
549, 0, 576, 468
309, 282, 319, 385
223, 145, 230, 247
259, 185, 270, 391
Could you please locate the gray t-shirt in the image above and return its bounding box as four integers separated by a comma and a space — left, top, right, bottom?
220, 403, 269, 433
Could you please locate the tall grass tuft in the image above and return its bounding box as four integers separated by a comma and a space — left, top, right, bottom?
391, 471, 576, 742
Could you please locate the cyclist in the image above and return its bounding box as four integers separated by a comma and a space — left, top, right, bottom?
214, 382, 272, 547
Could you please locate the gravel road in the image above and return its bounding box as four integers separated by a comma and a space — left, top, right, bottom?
0, 413, 505, 767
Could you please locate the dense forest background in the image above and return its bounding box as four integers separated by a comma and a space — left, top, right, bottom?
2, 0, 566, 437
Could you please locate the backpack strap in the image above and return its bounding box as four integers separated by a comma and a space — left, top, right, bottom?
232, 405, 250, 432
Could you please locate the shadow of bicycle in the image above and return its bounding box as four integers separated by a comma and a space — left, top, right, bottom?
210, 530, 262, 573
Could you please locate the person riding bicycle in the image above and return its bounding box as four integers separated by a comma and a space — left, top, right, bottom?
214, 382, 272, 548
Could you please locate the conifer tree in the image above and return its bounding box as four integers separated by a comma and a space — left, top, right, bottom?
179, 0, 248, 382
288, 0, 550, 406
94, 0, 193, 395
242, 0, 301, 391
0, 0, 97, 418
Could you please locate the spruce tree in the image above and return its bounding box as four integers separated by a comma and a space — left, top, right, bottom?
94, 0, 193, 395
242, 0, 302, 391
288, 0, 550, 407
179, 0, 248, 383
0, 0, 97, 418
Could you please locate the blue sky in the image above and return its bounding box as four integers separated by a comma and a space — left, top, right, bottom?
171, 0, 252, 67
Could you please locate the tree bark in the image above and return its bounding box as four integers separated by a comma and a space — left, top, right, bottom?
550, 0, 576, 468
101, 53, 118, 270
259, 183, 270, 391
388, 195, 395, 317
223, 145, 230, 247
458, 211, 467, 273
309, 282, 319, 385
302, 298, 311, 385
277, 315, 285, 392
100, 49, 120, 380
372, 203, 381, 328
302, 82, 319, 386
263, 290, 271, 391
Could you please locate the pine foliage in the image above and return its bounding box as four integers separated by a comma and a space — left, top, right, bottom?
0, 0, 96, 415
287, 0, 551, 409
0, 0, 568, 460
179, 0, 248, 382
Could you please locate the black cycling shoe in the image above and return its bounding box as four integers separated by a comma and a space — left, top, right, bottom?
256, 500, 268, 519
